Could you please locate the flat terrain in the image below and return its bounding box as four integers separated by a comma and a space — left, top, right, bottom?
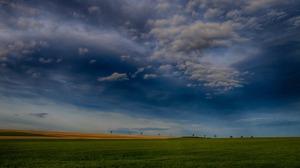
0, 137, 299, 167
0, 129, 170, 139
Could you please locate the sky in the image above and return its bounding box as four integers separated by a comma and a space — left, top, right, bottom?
0, 0, 300, 137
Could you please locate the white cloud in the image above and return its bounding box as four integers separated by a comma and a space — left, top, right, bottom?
120, 55, 131, 61
16, 17, 44, 29
39, 57, 52, 63
226, 9, 242, 19
135, 67, 145, 74
89, 59, 96, 64
204, 8, 222, 19
88, 6, 100, 14
158, 64, 172, 71
0, 40, 48, 57
244, 17, 261, 30
245, 0, 285, 12
39, 40, 49, 47
73, 12, 84, 18
177, 61, 243, 93
143, 74, 158, 79
31, 72, 41, 78
151, 21, 240, 55
155, 2, 171, 11
98, 72, 129, 81
148, 7, 245, 94
149, 15, 187, 27
0, 9, 145, 57
8, 2, 40, 16
186, 0, 200, 14
289, 16, 300, 27
170, 22, 240, 53
78, 47, 89, 55
267, 10, 287, 20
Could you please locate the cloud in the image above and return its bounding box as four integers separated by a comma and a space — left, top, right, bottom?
143, 74, 158, 79
150, 21, 240, 59
78, 47, 89, 55
155, 2, 171, 11
0, 40, 48, 57
149, 18, 244, 93
204, 8, 222, 19
169, 21, 240, 53
186, 0, 200, 14
149, 15, 187, 27
158, 64, 172, 71
0, 3, 145, 57
16, 17, 44, 30
120, 55, 131, 61
98, 72, 129, 81
177, 61, 243, 93
88, 6, 100, 14
135, 67, 145, 74
29, 113, 48, 118
31, 72, 41, 78
267, 10, 287, 20
289, 16, 300, 27
89, 59, 96, 64
245, 0, 285, 12
39, 57, 52, 63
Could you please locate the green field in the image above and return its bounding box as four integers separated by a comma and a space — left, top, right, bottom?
0, 138, 299, 168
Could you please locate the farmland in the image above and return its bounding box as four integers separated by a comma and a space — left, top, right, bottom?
1, 137, 300, 167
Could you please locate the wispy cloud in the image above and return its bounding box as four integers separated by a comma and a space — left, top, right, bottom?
98, 72, 129, 82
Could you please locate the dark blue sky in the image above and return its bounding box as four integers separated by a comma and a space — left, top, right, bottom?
0, 0, 300, 137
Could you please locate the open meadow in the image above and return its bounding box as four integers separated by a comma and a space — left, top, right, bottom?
1, 137, 300, 167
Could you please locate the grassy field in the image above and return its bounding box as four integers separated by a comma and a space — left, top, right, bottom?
0, 138, 299, 168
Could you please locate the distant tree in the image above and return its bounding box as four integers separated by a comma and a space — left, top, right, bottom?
204, 135, 206, 138
241, 136, 243, 138
214, 135, 217, 138
251, 136, 254, 138
110, 131, 112, 134
230, 136, 233, 138
158, 133, 160, 136
192, 134, 194, 137
140, 132, 143, 135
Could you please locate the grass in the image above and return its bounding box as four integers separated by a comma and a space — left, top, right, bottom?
0, 131, 46, 136
0, 138, 299, 167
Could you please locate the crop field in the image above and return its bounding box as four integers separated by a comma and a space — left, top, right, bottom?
0, 138, 300, 168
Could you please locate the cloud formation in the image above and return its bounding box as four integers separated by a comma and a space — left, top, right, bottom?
143, 74, 158, 80
98, 72, 129, 82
